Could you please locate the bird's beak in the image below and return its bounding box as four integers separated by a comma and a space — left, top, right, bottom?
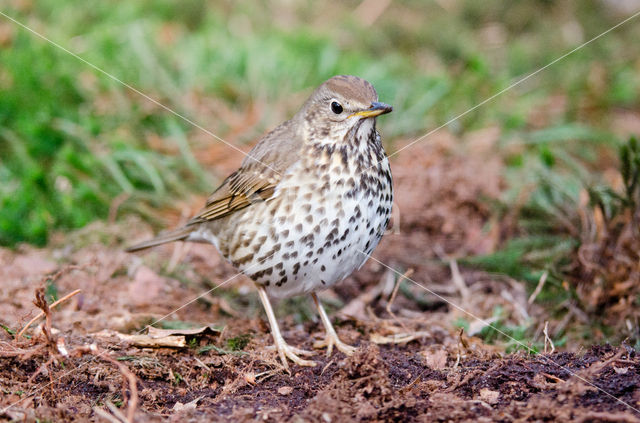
349, 102, 393, 119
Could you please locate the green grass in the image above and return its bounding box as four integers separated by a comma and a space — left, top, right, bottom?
2, 1, 640, 246
4, 1, 640, 347
455, 306, 567, 354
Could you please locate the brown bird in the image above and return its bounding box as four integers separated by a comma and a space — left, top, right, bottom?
127, 75, 393, 369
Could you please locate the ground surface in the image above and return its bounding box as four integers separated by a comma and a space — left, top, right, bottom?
2, 137, 639, 422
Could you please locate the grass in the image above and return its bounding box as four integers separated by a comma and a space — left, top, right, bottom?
2, 1, 640, 348
2, 1, 639, 246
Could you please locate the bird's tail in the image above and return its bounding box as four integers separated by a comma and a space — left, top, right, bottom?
125, 226, 194, 252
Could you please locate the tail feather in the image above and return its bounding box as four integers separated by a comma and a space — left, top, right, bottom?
125, 226, 194, 252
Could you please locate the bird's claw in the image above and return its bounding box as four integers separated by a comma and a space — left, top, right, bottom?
314, 333, 357, 357
267, 341, 317, 369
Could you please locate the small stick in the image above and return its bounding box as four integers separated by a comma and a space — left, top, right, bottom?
543, 321, 555, 354
528, 271, 548, 305
17, 289, 81, 338
386, 268, 414, 333
449, 259, 470, 301
386, 268, 414, 316
77, 344, 138, 423
108, 192, 130, 224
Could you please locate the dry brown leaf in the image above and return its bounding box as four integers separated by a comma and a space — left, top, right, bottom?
421, 348, 448, 370
92, 329, 187, 348
479, 388, 499, 405
277, 386, 293, 395
172, 396, 202, 412
147, 325, 221, 338
370, 331, 432, 344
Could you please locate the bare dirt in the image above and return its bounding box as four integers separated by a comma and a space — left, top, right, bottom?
2, 133, 640, 422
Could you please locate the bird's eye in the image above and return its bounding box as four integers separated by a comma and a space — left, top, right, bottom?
331, 101, 343, 114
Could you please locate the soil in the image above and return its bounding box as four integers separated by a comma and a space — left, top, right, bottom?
2, 133, 640, 422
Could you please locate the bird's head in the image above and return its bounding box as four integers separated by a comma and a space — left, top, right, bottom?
297, 75, 392, 146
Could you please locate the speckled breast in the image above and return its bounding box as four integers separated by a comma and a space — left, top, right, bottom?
223, 132, 393, 299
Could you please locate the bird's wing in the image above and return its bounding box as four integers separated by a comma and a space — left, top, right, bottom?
188, 119, 301, 224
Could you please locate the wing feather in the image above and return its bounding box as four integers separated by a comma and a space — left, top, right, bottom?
187, 119, 301, 225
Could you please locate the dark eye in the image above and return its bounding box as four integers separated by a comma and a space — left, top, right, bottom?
331, 101, 343, 114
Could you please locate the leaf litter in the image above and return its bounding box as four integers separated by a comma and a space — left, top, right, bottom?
1, 132, 640, 422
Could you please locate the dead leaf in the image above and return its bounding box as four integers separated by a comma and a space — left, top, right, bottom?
370, 331, 431, 344
92, 329, 187, 348
479, 388, 499, 405
277, 386, 293, 395
467, 316, 499, 337
421, 348, 448, 370
147, 325, 221, 338
172, 396, 202, 412
613, 366, 629, 374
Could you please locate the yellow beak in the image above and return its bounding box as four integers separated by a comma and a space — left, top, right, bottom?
348, 102, 393, 119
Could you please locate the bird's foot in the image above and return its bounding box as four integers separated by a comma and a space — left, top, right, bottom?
267, 340, 316, 369
313, 332, 357, 357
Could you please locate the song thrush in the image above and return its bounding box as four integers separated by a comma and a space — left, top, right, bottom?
127, 75, 393, 369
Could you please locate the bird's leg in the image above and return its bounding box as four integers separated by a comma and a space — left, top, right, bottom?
311, 292, 357, 357
256, 284, 316, 369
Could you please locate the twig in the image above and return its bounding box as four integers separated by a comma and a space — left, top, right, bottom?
32, 288, 54, 346
17, 289, 82, 339
76, 344, 139, 423
108, 192, 130, 224
543, 321, 555, 354
449, 259, 470, 301
385, 268, 414, 331
528, 271, 548, 305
